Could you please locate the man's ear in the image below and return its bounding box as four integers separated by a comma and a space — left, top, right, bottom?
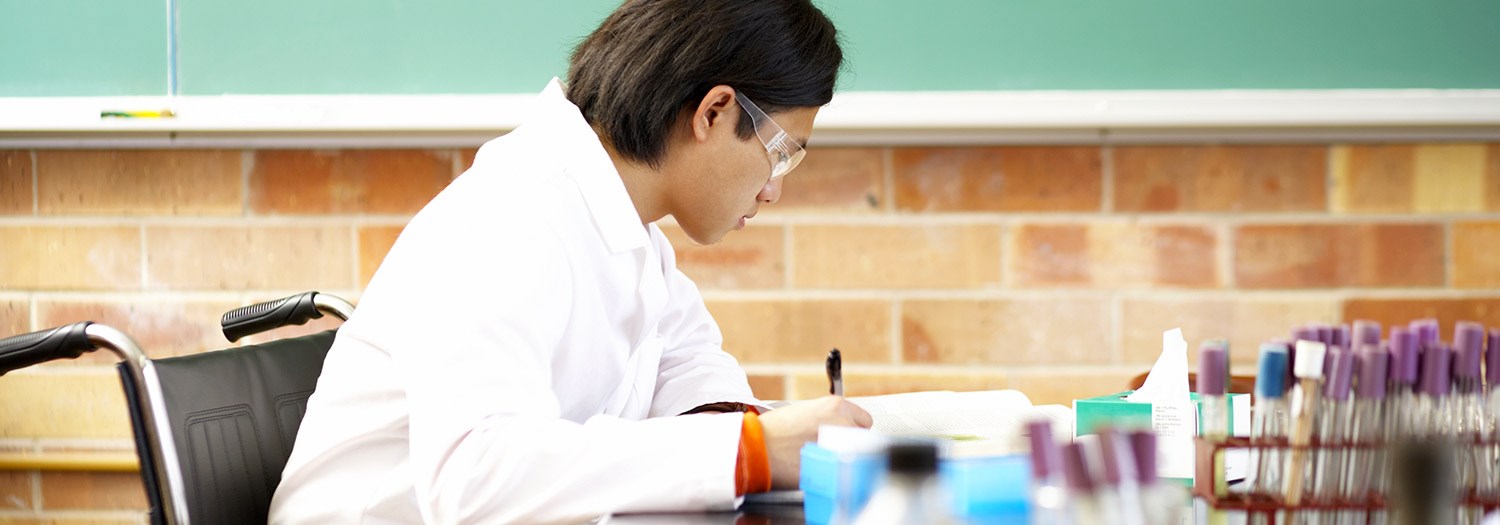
690, 85, 738, 143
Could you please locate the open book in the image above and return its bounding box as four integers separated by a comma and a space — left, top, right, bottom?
838, 390, 1073, 458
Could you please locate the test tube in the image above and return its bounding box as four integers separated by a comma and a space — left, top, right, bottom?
1285, 340, 1328, 509
1250, 344, 1290, 525
1345, 344, 1389, 523
1386, 327, 1420, 438
1097, 428, 1145, 525
1130, 431, 1188, 525
1313, 346, 1356, 517
1027, 420, 1068, 525
1482, 329, 1500, 503
1452, 322, 1485, 522
1416, 343, 1454, 436
1062, 443, 1105, 525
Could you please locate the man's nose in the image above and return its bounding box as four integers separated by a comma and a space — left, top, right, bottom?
759, 176, 783, 204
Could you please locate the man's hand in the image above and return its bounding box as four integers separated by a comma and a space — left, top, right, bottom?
756, 396, 874, 489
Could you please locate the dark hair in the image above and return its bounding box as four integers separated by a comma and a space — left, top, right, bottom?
566, 0, 842, 167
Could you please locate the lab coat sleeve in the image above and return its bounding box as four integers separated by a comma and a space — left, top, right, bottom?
647, 231, 762, 418
362, 208, 743, 524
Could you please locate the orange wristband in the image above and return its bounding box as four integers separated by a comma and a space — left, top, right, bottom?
735, 411, 772, 495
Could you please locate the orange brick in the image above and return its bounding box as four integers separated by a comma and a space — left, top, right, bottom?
1113, 145, 1327, 212
250, 149, 453, 214
0, 518, 142, 525
1342, 298, 1500, 334
0, 516, 143, 525
788, 372, 1008, 400
660, 224, 784, 290
35, 299, 241, 363
893, 147, 1102, 212
705, 299, 891, 364
0, 226, 141, 291
0, 471, 33, 510
1332, 143, 1499, 213
1454, 221, 1500, 288
1329, 144, 1413, 213
775, 147, 884, 213
35, 150, 241, 216
460, 148, 479, 173
1006, 370, 1139, 406
1234, 224, 1444, 288
1, 299, 28, 337
747, 374, 787, 401
358, 225, 404, 288
792, 224, 1002, 289
0, 371, 132, 439
901, 298, 1111, 365
144, 225, 352, 290
1120, 298, 1339, 366
1, 150, 32, 215
1008, 223, 1218, 288
1488, 143, 1500, 209
39, 472, 145, 510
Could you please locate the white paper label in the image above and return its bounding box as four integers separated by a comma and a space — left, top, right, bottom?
1151, 401, 1198, 479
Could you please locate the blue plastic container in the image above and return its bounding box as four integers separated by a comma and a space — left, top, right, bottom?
800, 443, 1032, 524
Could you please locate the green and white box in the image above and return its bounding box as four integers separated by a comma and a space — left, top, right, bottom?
1073, 391, 1251, 483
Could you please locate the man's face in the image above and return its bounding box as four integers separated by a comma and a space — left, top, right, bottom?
666, 99, 817, 246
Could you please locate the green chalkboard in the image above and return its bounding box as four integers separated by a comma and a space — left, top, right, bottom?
0, 0, 167, 96
3, 0, 1499, 97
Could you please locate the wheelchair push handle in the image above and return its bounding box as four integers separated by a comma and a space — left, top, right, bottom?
0, 321, 96, 376
221, 292, 324, 343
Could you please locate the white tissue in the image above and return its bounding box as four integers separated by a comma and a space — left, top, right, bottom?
1126, 327, 1190, 404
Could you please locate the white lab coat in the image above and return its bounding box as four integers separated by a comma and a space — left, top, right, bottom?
268, 79, 762, 525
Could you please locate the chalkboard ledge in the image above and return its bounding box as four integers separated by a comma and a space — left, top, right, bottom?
2, 89, 1498, 147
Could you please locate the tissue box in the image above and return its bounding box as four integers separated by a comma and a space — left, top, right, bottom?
1073, 391, 1251, 483
799, 443, 1031, 524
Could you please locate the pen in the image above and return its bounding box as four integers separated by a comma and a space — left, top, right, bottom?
826, 348, 842, 396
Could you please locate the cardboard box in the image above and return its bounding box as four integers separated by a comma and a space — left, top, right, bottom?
1073, 391, 1251, 483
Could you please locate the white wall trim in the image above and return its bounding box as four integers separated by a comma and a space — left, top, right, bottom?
2, 89, 1499, 147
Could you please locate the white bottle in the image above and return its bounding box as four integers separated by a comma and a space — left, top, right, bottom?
851, 442, 953, 525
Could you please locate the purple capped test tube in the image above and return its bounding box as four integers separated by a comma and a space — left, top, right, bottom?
1198, 343, 1230, 441
1346, 344, 1390, 503
1313, 346, 1357, 504
1410, 319, 1440, 349
1352, 320, 1383, 348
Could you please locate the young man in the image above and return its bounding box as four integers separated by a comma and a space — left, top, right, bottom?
269, 0, 872, 523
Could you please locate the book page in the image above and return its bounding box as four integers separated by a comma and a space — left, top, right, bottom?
847, 390, 1073, 456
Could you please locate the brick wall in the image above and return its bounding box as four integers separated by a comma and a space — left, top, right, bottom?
2, 142, 1499, 520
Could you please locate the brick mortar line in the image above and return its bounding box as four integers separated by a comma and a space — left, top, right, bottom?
882, 147, 895, 214
1100, 144, 1114, 213
30, 471, 41, 512
240, 150, 252, 217
1110, 292, 1123, 365
10, 288, 1495, 303
1218, 222, 1235, 289
29, 150, 38, 215
700, 288, 1500, 301
3, 213, 1497, 227
1445, 220, 1455, 288
783, 224, 794, 289
0, 513, 150, 522
137, 224, 147, 290
711, 213, 1500, 226
7, 438, 137, 451
350, 224, 361, 291
1324, 145, 1338, 213
888, 299, 901, 364
10, 291, 258, 302
0, 215, 416, 227
739, 363, 1149, 375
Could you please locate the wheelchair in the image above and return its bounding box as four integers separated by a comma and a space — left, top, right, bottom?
0, 291, 354, 525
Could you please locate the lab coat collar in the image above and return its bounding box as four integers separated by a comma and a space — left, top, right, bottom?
534, 77, 651, 254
